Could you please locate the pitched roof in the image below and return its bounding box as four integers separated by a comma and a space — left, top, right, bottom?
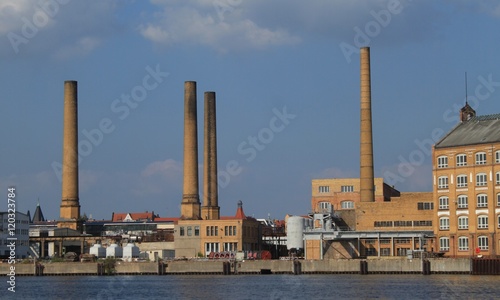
32, 203, 45, 223
111, 211, 155, 222
435, 114, 500, 148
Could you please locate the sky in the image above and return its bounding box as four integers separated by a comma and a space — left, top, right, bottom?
2, 0, 500, 221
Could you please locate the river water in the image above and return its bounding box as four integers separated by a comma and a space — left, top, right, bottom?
4, 274, 500, 299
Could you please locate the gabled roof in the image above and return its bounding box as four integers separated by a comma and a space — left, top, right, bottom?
112, 211, 155, 222
435, 114, 500, 149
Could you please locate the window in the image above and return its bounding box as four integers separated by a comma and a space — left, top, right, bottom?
439, 217, 450, 230
374, 221, 393, 227
457, 195, 468, 208
225, 225, 237, 236
456, 175, 468, 188
417, 202, 434, 210
341, 201, 354, 209
476, 173, 487, 186
205, 242, 220, 253
496, 151, 500, 163
394, 221, 412, 227
318, 202, 331, 211
179, 226, 185, 236
456, 154, 467, 166
477, 194, 488, 208
223, 242, 237, 252
187, 226, 192, 236
478, 236, 488, 250
497, 172, 500, 185
438, 176, 448, 189
458, 216, 468, 230
477, 215, 488, 229
458, 237, 469, 251
194, 226, 200, 236
498, 193, 500, 207
440, 237, 450, 251
498, 215, 500, 228
206, 226, 219, 236
341, 185, 354, 192
475, 152, 486, 165
413, 220, 432, 226
437, 156, 448, 168
439, 196, 449, 209
318, 186, 330, 193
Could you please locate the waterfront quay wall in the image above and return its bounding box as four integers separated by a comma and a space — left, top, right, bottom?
0, 258, 475, 276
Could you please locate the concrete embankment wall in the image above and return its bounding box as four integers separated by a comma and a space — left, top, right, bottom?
0, 258, 473, 276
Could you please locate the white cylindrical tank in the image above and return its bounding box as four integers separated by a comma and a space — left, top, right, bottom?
89, 244, 106, 258
122, 243, 140, 261
106, 243, 123, 258
287, 216, 304, 250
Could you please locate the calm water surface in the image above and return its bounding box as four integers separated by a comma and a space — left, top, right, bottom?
5, 274, 500, 299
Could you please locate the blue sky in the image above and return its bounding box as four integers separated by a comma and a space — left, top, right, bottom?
2, 0, 500, 221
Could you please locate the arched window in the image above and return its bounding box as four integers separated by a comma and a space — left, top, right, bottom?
478, 236, 488, 250
439, 217, 450, 230
496, 151, 500, 163
458, 236, 469, 251
456, 154, 467, 166
439, 196, 449, 209
477, 194, 488, 208
475, 152, 487, 165
439, 237, 450, 251
318, 202, 331, 212
437, 156, 448, 168
456, 174, 468, 188
497, 172, 500, 185
341, 201, 354, 209
458, 216, 468, 230
476, 173, 487, 186
457, 195, 468, 208
477, 215, 488, 229
438, 176, 448, 189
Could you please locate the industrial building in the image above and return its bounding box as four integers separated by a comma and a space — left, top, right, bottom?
433, 103, 500, 257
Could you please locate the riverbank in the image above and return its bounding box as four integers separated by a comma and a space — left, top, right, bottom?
3, 257, 493, 276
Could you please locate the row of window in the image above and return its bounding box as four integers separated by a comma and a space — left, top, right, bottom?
205, 242, 238, 253
439, 236, 489, 251
439, 215, 499, 230
179, 226, 238, 237
437, 151, 500, 168
318, 185, 355, 193
374, 220, 432, 227
438, 194, 500, 209
437, 173, 500, 189
318, 201, 354, 210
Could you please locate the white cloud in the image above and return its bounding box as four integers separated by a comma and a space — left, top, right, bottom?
0, 0, 120, 59
139, 1, 301, 52
141, 158, 182, 179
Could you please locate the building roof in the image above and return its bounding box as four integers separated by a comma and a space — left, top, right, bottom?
435, 114, 500, 148
32, 202, 45, 223
111, 211, 156, 222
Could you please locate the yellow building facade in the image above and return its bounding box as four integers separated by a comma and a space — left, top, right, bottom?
433, 108, 500, 257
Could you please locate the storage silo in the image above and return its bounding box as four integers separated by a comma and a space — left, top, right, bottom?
106, 243, 123, 258
287, 216, 304, 251
89, 243, 106, 258
122, 243, 140, 262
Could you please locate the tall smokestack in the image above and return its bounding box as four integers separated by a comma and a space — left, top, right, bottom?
180, 81, 201, 219
360, 47, 375, 202
202, 91, 220, 220
59, 80, 81, 230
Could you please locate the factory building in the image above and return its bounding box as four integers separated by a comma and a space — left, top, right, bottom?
174, 81, 261, 258
433, 103, 500, 257
298, 47, 434, 259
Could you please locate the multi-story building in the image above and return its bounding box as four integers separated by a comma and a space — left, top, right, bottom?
307, 178, 434, 259
1, 211, 31, 259
174, 201, 260, 258
433, 104, 500, 257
